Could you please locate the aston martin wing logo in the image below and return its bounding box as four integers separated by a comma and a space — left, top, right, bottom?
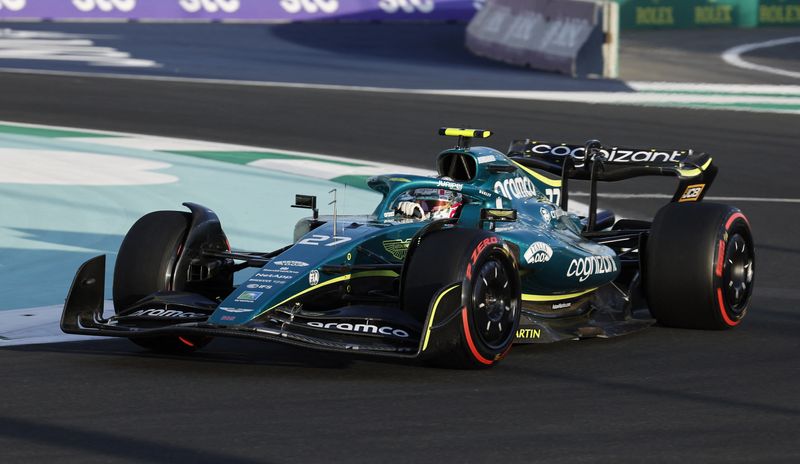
383, 239, 411, 260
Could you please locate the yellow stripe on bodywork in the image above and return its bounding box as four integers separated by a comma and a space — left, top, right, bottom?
677, 158, 713, 178
522, 287, 597, 302
513, 161, 563, 188
254, 270, 399, 318
422, 284, 460, 351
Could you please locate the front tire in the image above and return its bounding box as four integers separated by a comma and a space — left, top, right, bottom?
113, 210, 211, 353
403, 227, 521, 368
645, 202, 754, 329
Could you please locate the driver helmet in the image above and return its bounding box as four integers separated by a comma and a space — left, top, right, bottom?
413, 187, 463, 219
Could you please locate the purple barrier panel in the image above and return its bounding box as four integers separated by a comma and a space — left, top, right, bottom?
465, 0, 603, 76
0, 0, 482, 21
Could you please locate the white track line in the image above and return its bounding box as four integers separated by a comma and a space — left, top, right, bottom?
629, 81, 800, 94
570, 192, 800, 204
722, 36, 800, 80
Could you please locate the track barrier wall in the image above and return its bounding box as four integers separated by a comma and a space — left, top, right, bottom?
0, 0, 795, 27
465, 0, 619, 78
618, 0, 800, 28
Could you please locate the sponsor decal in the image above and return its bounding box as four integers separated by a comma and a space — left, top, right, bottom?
551, 208, 568, 220
0, 0, 25, 11
566, 255, 618, 282
235, 291, 262, 302
528, 143, 685, 166
477, 154, 496, 164
307, 321, 410, 338
515, 328, 541, 339
220, 315, 236, 321
179, 0, 240, 13
552, 302, 571, 310
255, 272, 293, 280
437, 179, 463, 191
478, 189, 492, 197
276, 267, 300, 274
128, 309, 203, 318
280, 0, 338, 14
635, 5, 674, 26
540, 207, 552, 223
220, 307, 254, 313
309, 269, 320, 286
273, 260, 309, 267
297, 234, 352, 246
523, 242, 553, 264
467, 236, 498, 279
761, 4, 800, 25
383, 238, 411, 260
383, 211, 395, 218
493, 175, 537, 200
72, 0, 136, 12
378, 0, 434, 14
679, 184, 705, 202
695, 4, 733, 25
247, 283, 273, 290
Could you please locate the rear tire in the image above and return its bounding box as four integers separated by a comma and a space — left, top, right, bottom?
113, 211, 211, 353
403, 227, 521, 368
645, 202, 754, 329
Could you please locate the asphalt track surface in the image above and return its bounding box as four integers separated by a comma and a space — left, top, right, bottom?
620, 27, 800, 84
1, 30, 799, 464
0, 22, 796, 87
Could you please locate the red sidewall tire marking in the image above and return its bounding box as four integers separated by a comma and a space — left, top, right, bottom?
461, 307, 493, 366
718, 211, 749, 327
725, 212, 748, 230
717, 288, 741, 327
715, 240, 725, 277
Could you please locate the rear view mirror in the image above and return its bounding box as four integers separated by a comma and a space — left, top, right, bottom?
292, 194, 318, 219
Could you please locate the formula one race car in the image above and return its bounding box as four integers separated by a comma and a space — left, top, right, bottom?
62, 128, 755, 368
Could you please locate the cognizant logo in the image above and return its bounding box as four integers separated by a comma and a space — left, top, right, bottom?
72, 0, 136, 12
179, 0, 240, 13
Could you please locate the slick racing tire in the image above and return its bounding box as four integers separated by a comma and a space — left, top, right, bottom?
113, 211, 211, 353
645, 203, 754, 329
403, 228, 521, 369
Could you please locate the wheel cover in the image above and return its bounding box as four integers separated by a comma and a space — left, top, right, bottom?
722, 233, 754, 315
471, 257, 517, 349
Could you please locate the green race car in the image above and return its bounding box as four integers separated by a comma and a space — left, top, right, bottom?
62, 128, 754, 368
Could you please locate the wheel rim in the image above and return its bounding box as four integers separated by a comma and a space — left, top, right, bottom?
722, 232, 754, 315
471, 257, 516, 349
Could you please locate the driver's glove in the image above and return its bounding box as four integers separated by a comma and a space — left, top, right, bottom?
396, 201, 426, 219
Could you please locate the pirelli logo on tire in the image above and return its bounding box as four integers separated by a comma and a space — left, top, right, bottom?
679, 184, 705, 202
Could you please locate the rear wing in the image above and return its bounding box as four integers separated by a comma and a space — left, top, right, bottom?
507, 139, 717, 231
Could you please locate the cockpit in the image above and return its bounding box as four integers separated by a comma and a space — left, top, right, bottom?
388, 186, 466, 221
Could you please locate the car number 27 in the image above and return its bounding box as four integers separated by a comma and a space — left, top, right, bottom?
297, 234, 352, 246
